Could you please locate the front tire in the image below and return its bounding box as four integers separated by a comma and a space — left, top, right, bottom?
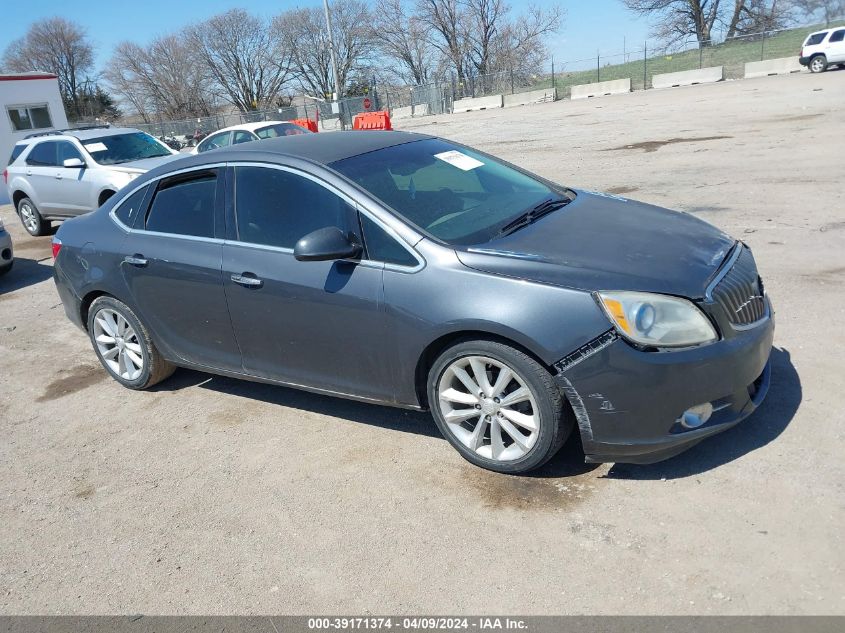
809, 55, 827, 73
427, 339, 572, 474
17, 197, 50, 236
87, 296, 175, 390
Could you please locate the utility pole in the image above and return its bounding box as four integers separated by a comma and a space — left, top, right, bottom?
323, 0, 342, 102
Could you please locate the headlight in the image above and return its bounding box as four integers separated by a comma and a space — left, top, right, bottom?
596, 291, 718, 348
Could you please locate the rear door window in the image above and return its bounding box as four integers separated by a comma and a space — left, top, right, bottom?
25, 141, 58, 166
145, 170, 218, 238
830, 30, 845, 43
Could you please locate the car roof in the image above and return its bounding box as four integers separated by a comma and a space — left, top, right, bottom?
21, 126, 147, 143
143, 130, 433, 181
213, 120, 301, 134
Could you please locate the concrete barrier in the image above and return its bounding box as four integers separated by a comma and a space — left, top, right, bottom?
392, 103, 431, 119
652, 66, 723, 89
452, 94, 503, 113
503, 87, 557, 107
570, 78, 631, 100
744, 57, 804, 79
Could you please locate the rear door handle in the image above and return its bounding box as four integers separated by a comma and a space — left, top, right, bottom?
123, 255, 148, 267
55, 172, 63, 180
231, 273, 263, 288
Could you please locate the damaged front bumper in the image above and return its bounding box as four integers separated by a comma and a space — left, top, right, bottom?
554, 304, 774, 464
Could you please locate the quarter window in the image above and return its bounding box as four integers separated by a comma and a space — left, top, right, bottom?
8, 144, 26, 165
233, 130, 256, 145
359, 214, 418, 267
114, 185, 150, 228
145, 171, 217, 238
25, 141, 58, 166
234, 166, 354, 249
806, 33, 826, 45
199, 132, 231, 152
6, 104, 52, 131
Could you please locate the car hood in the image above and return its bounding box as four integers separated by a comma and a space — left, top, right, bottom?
455, 190, 735, 299
106, 154, 181, 174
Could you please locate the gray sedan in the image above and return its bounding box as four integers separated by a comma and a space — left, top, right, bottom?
0, 217, 13, 275
51, 131, 773, 473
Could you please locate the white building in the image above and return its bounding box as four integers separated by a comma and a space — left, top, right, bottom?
1, 72, 68, 203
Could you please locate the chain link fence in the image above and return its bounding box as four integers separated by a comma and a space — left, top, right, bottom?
105, 18, 842, 135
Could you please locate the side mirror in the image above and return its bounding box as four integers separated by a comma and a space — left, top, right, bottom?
63, 158, 86, 168
294, 226, 362, 262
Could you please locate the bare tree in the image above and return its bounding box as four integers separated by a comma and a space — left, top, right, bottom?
272, 1, 373, 99
372, 0, 436, 84
1, 17, 94, 117
792, 0, 845, 25
105, 35, 215, 122
622, 0, 724, 46
188, 9, 292, 112
725, 0, 793, 37
418, 0, 561, 80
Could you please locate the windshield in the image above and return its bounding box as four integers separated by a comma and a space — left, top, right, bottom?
81, 132, 172, 165
255, 123, 310, 139
331, 138, 560, 245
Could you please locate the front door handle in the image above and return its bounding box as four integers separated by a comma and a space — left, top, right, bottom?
55, 172, 63, 180
231, 273, 263, 288
123, 255, 148, 267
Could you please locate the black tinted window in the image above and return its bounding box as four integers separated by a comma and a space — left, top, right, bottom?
114, 186, 149, 227
146, 172, 217, 238
57, 141, 83, 165
235, 166, 354, 249
360, 214, 418, 267
830, 30, 845, 43
8, 144, 26, 165
26, 141, 58, 166
807, 33, 826, 45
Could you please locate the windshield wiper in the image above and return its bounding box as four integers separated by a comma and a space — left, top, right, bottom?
497, 197, 571, 236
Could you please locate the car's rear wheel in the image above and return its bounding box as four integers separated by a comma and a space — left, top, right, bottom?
87, 296, 175, 390
810, 55, 828, 73
17, 198, 50, 236
427, 339, 572, 474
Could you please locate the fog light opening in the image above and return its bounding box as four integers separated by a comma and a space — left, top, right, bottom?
678, 402, 714, 429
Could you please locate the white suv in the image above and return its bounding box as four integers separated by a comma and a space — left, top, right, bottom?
799, 27, 845, 73
3, 126, 180, 236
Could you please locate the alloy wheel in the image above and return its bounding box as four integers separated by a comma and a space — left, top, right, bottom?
19, 203, 38, 234
437, 355, 539, 461
93, 308, 144, 381
811, 57, 826, 73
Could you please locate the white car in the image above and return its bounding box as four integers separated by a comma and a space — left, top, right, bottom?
4, 126, 180, 236
799, 27, 845, 73
192, 120, 312, 154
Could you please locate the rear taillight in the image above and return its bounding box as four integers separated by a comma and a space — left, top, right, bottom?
51, 238, 62, 259
2, 169, 7, 184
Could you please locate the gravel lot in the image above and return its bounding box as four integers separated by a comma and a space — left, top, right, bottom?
0, 72, 843, 615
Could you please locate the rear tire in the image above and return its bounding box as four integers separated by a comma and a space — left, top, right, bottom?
809, 55, 828, 73
87, 296, 175, 390
17, 197, 50, 236
427, 339, 571, 474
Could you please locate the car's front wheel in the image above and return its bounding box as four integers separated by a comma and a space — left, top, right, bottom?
809, 55, 828, 73
17, 197, 50, 236
87, 296, 175, 390
428, 339, 572, 474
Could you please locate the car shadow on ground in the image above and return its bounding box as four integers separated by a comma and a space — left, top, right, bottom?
605, 346, 800, 480
155, 369, 604, 478
154, 369, 443, 439
0, 257, 54, 295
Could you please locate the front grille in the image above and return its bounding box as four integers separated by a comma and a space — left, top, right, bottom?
710, 246, 766, 326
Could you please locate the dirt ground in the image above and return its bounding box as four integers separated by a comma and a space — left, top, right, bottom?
0, 72, 843, 615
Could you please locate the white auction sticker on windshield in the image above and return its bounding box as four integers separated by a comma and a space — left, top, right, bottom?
83, 142, 108, 153
434, 150, 484, 171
